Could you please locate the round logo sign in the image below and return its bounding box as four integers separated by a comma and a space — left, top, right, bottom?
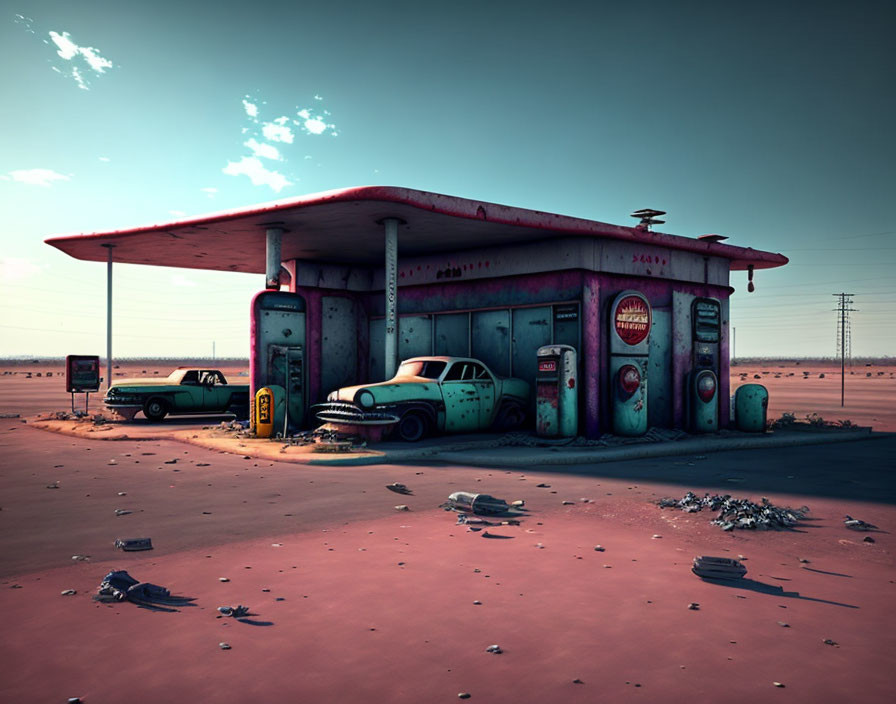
614, 295, 651, 346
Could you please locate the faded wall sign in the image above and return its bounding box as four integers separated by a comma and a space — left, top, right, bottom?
613, 295, 651, 346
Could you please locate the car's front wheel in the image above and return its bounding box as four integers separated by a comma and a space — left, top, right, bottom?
143, 398, 169, 422
397, 411, 429, 442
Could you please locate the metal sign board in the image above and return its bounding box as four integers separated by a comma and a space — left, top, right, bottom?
66, 355, 100, 393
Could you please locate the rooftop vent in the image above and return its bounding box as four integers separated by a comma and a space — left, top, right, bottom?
631, 208, 666, 231
697, 233, 728, 243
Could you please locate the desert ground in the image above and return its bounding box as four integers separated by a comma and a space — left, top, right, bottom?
0, 360, 893, 703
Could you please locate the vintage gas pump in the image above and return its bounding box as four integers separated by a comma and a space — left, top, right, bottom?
609, 291, 651, 436
686, 297, 721, 432
251, 291, 306, 434
535, 344, 578, 438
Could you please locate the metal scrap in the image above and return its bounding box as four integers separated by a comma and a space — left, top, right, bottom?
386, 483, 412, 495
115, 537, 153, 551
844, 515, 877, 531
692, 556, 747, 580
657, 492, 809, 530
443, 492, 512, 515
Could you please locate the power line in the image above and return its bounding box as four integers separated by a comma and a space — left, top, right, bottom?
832, 293, 858, 407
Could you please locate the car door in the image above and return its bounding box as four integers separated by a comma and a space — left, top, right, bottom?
466, 362, 497, 428
199, 371, 229, 411
440, 362, 481, 433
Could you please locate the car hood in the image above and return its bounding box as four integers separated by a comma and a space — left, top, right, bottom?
329, 377, 436, 402
109, 378, 178, 388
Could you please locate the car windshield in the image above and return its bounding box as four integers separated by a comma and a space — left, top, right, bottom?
395, 360, 447, 379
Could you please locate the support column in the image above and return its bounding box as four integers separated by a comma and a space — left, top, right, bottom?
102, 244, 114, 390
383, 218, 399, 379
582, 274, 600, 437
266, 227, 284, 289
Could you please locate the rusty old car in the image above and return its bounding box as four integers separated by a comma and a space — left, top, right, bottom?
103, 368, 249, 421
315, 357, 530, 441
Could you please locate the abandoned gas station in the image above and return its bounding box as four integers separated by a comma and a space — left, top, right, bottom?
46, 186, 787, 438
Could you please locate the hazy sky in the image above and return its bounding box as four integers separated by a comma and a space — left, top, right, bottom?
1, 0, 894, 358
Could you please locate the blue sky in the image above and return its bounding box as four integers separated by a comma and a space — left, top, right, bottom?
1, 0, 894, 358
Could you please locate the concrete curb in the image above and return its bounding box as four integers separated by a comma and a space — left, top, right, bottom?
309, 428, 884, 467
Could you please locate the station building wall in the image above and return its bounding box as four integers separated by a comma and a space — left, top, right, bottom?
284, 236, 732, 436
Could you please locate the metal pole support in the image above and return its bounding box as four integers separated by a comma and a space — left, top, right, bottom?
266, 227, 284, 290
102, 244, 114, 390
382, 218, 400, 380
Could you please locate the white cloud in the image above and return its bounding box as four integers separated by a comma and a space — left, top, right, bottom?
1, 257, 44, 282
245, 138, 281, 160
261, 122, 294, 143
98, 156, 111, 162
200, 187, 218, 198
9, 168, 71, 186
222, 156, 292, 192
168, 210, 186, 217
293, 107, 337, 136
46, 30, 114, 90
242, 99, 259, 118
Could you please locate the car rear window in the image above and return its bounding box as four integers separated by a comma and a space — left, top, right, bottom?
396, 360, 447, 379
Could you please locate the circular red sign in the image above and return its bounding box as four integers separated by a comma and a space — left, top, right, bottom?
614, 295, 651, 346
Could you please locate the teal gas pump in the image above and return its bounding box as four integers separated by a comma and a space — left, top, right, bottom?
609, 291, 651, 436
535, 344, 578, 438
251, 291, 306, 434
686, 297, 721, 432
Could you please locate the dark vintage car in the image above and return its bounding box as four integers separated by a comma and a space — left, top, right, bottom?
104, 368, 249, 421
315, 356, 530, 441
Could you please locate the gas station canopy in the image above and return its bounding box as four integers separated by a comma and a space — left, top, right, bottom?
45, 186, 787, 272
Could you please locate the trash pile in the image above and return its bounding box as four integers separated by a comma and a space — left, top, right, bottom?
94, 570, 193, 609
657, 492, 809, 530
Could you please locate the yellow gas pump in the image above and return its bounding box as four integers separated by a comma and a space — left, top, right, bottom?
255, 387, 274, 438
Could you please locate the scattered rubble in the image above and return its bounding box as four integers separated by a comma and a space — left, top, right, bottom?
114, 509, 132, 516
115, 538, 153, 552
688, 603, 700, 610
218, 605, 250, 617
94, 570, 193, 609
60, 589, 77, 596
485, 644, 503, 654
658, 492, 809, 530
219, 642, 232, 650
394, 505, 410, 511
386, 483, 412, 495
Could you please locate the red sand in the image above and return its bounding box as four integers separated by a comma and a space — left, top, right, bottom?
1, 362, 894, 702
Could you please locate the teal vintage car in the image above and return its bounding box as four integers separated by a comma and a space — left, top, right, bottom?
104, 368, 249, 421
315, 356, 530, 441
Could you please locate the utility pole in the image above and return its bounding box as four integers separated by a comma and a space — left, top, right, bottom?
832, 293, 857, 407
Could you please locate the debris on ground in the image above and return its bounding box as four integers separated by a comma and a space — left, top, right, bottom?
218, 605, 250, 617
657, 492, 809, 530
386, 483, 412, 495
485, 644, 503, 654
94, 570, 194, 609
115, 538, 153, 551
688, 602, 700, 610
114, 509, 132, 516
60, 589, 77, 596
442, 492, 515, 516
46, 481, 59, 489
219, 642, 232, 650
864, 536, 876, 543
823, 639, 839, 646
394, 504, 410, 511
71, 555, 90, 561
844, 515, 878, 531
692, 556, 747, 580
594, 545, 605, 552
511, 500, 525, 507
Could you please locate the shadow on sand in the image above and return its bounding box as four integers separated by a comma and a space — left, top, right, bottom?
701, 577, 859, 608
